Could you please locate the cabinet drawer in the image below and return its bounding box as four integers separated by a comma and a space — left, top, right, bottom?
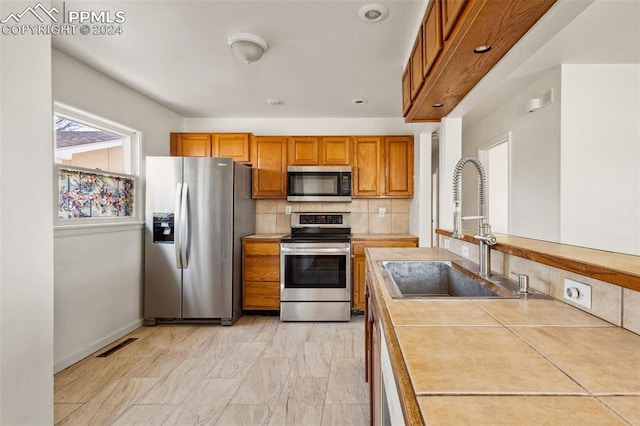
244, 256, 280, 282
244, 242, 280, 256
352, 239, 418, 256
243, 281, 280, 310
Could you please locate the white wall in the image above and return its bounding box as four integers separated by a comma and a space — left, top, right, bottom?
463, 68, 562, 242
0, 4, 54, 423
184, 117, 421, 136
560, 64, 640, 255
52, 50, 183, 372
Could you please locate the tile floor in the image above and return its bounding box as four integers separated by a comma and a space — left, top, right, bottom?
54, 315, 369, 425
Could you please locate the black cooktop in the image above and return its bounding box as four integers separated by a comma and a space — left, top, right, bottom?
281, 227, 351, 243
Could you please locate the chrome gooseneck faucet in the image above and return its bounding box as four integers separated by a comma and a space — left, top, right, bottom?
452, 156, 497, 277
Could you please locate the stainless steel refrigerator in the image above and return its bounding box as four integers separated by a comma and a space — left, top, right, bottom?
144, 157, 255, 325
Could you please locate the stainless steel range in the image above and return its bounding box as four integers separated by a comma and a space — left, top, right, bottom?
280, 212, 351, 321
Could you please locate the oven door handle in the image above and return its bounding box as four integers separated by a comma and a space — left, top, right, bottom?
280, 247, 350, 255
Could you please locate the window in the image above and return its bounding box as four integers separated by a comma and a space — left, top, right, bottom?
54, 103, 140, 223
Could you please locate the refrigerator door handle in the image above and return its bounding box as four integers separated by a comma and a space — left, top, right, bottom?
180, 183, 190, 268
174, 183, 183, 269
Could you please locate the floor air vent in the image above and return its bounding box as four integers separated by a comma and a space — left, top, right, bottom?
96, 337, 138, 358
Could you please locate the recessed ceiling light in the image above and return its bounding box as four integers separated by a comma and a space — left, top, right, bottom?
353, 99, 368, 105
358, 4, 389, 23
473, 45, 492, 54
267, 99, 284, 106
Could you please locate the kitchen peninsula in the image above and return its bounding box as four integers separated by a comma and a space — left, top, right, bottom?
365, 247, 640, 425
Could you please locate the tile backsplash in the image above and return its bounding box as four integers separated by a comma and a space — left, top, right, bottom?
255, 199, 410, 234
439, 235, 640, 336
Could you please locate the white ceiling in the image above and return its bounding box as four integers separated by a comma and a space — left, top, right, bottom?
52, 0, 423, 118
52, 0, 639, 121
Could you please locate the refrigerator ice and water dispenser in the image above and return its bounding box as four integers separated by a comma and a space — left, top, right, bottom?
152, 213, 174, 243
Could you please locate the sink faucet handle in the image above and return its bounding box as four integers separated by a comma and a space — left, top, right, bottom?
511, 272, 529, 294
474, 233, 497, 245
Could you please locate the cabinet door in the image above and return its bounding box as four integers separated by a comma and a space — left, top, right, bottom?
243, 282, 280, 310
442, 0, 468, 41
384, 136, 414, 197
423, 0, 443, 78
402, 67, 412, 116
288, 137, 319, 165
213, 133, 250, 163
251, 136, 288, 198
320, 136, 352, 166
353, 137, 382, 197
352, 255, 366, 310
170, 133, 212, 157
410, 26, 424, 100
370, 300, 382, 425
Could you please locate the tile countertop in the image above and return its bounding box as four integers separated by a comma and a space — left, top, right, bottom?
245, 233, 418, 240
365, 247, 640, 426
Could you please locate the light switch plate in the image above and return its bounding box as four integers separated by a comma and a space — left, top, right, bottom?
461, 245, 470, 258
563, 278, 592, 309
378, 207, 386, 217
443, 238, 450, 249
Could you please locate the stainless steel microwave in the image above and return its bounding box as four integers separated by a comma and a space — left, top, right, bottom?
287, 166, 352, 202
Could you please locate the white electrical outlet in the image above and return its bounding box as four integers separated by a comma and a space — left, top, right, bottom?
378, 207, 386, 217
563, 278, 592, 309
461, 245, 470, 258
443, 238, 450, 249
285, 205, 292, 215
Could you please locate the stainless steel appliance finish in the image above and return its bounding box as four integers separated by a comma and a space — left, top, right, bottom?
144, 157, 255, 325
280, 212, 351, 321
287, 165, 352, 202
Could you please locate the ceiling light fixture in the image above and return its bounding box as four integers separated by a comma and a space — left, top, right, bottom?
358, 4, 389, 23
227, 33, 269, 64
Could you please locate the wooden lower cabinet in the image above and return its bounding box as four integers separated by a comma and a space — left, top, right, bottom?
366, 272, 383, 425
351, 237, 418, 310
242, 238, 280, 310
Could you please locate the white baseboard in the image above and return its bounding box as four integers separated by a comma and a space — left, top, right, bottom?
54, 318, 144, 374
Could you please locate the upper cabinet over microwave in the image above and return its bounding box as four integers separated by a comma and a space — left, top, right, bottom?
287, 166, 352, 202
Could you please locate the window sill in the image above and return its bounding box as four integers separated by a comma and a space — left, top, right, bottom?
54, 221, 144, 237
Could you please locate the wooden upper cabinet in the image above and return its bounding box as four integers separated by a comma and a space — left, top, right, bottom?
170, 133, 212, 157
384, 136, 414, 197
402, 67, 412, 115
403, 0, 556, 122
213, 133, 251, 163
441, 0, 468, 41
251, 136, 288, 198
353, 137, 382, 197
288, 136, 351, 166
410, 26, 424, 100
423, 0, 443, 78
288, 137, 319, 165
170, 132, 251, 162
320, 136, 351, 166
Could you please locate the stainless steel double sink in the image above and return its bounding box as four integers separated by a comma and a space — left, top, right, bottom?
379, 260, 550, 299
